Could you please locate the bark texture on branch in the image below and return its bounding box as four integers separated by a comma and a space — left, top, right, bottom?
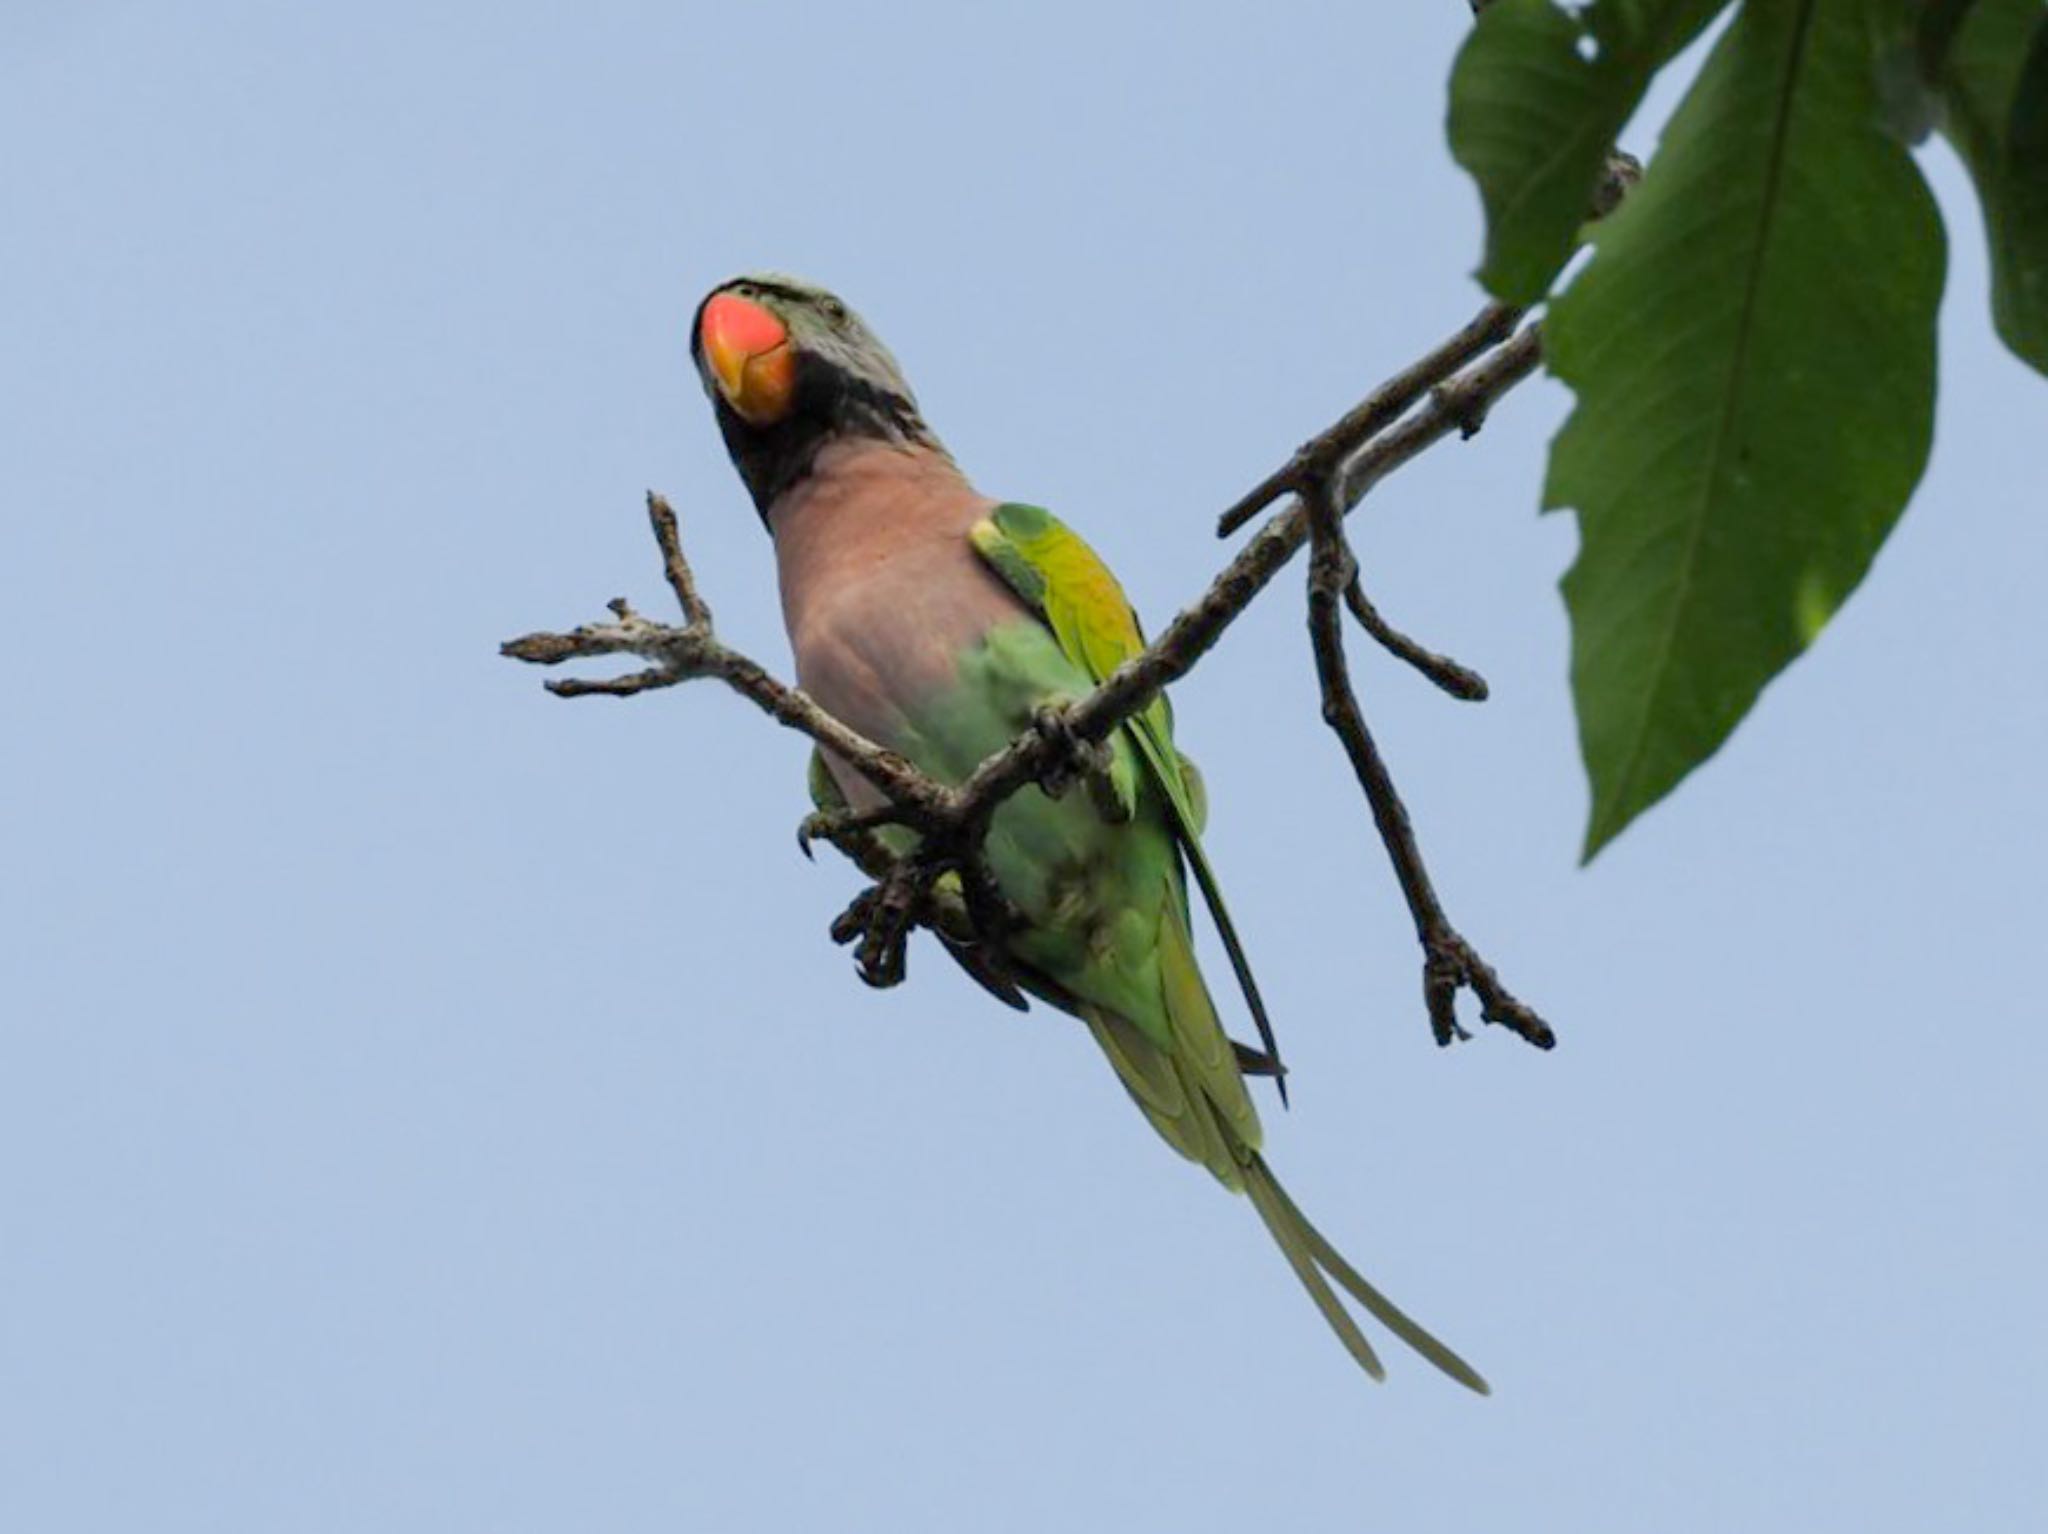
504, 305, 1555, 1049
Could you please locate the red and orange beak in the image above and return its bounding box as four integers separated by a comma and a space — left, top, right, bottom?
699, 291, 797, 426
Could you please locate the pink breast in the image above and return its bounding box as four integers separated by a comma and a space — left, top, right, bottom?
767, 440, 1023, 777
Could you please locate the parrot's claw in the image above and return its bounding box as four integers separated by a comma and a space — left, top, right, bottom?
1030, 705, 1121, 816
796, 814, 827, 861
797, 804, 907, 864
828, 886, 879, 946
798, 808, 855, 860
1082, 768, 1132, 825
830, 861, 925, 989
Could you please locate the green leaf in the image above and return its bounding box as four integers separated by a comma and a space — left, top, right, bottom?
1936, 0, 2048, 373
1448, 0, 1733, 304
1864, 0, 1961, 142
1918, 0, 1988, 78
1543, 0, 1945, 859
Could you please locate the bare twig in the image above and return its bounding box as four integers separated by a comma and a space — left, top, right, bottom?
1336, 324, 1545, 501
504, 495, 1040, 985
502, 493, 952, 828
943, 322, 1547, 826
1342, 577, 1489, 702
651, 495, 713, 628
1216, 300, 1523, 538
503, 318, 1552, 1044
1301, 478, 1553, 1050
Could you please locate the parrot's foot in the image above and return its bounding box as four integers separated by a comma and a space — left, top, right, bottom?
827, 847, 1024, 994
1030, 705, 1125, 821
796, 803, 906, 865
830, 870, 918, 988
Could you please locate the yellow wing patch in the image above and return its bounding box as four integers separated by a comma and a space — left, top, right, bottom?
988, 503, 1143, 674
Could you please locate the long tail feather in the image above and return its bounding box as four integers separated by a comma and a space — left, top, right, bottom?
1243, 1157, 1385, 1380
1242, 1153, 1490, 1393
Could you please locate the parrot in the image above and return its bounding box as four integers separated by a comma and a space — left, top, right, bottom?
689, 273, 1486, 1391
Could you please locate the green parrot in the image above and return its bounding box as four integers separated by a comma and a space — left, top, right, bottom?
691, 273, 1485, 1390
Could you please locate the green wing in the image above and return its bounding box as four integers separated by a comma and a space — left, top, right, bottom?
970, 502, 1284, 1093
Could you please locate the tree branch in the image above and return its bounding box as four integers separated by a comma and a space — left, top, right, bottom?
1216, 300, 1524, 537
503, 313, 1553, 1047
502, 494, 952, 829
958, 319, 1547, 794
1343, 575, 1490, 702
1301, 478, 1553, 1049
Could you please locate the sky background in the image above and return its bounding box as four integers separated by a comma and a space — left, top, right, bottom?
4, 3, 2043, 1530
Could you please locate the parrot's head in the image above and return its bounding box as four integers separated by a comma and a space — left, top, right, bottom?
691, 274, 941, 517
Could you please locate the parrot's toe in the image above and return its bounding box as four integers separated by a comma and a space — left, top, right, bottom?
1030, 704, 1120, 811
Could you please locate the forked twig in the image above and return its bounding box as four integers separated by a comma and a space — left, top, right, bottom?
504, 309, 1556, 1048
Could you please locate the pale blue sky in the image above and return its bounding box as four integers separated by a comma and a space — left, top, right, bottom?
4, 3, 2043, 1530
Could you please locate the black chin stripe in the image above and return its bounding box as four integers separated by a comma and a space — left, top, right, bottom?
709, 334, 935, 522
835, 376, 924, 441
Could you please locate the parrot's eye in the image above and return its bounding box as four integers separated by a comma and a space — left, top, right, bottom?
821, 298, 847, 323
